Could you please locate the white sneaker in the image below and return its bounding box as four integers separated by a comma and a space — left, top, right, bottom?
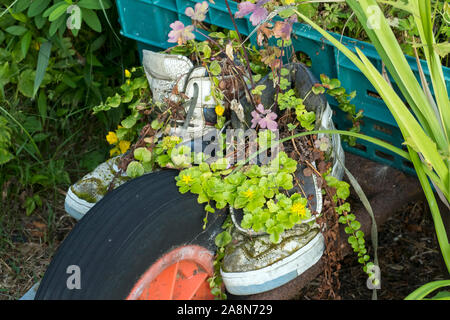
64, 157, 129, 220
221, 223, 324, 295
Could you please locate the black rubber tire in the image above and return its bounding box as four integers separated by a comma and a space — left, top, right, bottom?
35, 170, 226, 300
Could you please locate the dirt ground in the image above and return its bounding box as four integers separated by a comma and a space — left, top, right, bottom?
300, 200, 447, 300
0, 193, 76, 300
0, 193, 446, 300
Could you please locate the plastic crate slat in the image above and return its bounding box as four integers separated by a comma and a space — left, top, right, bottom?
115, 0, 449, 175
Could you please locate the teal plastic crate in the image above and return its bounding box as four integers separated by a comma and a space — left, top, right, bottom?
115, 0, 450, 175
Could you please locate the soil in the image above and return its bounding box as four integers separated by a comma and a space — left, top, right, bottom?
299, 200, 447, 300
0, 194, 76, 300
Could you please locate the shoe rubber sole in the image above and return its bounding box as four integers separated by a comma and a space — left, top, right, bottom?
64, 187, 95, 220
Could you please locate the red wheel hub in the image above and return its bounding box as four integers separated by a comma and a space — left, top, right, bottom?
126, 245, 215, 300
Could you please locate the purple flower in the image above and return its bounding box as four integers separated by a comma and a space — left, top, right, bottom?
251, 104, 278, 131
235, 0, 270, 26
185, 1, 209, 22
168, 21, 195, 45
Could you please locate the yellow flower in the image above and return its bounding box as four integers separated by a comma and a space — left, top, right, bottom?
119, 140, 131, 154
110, 147, 121, 157
124, 69, 131, 78
106, 131, 118, 145
181, 174, 193, 185
283, 0, 295, 5
126, 79, 131, 86
215, 105, 225, 116
291, 202, 306, 218
243, 189, 254, 199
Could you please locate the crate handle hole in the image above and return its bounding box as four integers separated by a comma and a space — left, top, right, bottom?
373, 124, 392, 136
296, 51, 312, 67
375, 150, 395, 162
403, 160, 415, 169
367, 90, 382, 100
352, 143, 367, 152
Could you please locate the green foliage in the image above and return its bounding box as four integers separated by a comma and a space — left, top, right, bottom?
296, 2, 450, 294
324, 171, 373, 277
0, 0, 138, 217
93, 67, 149, 114
175, 150, 312, 244
306, 1, 449, 66
208, 216, 233, 300
313, 74, 363, 146
0, 116, 14, 165
277, 89, 316, 131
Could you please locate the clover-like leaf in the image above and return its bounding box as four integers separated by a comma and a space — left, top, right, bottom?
215, 231, 232, 247
134, 147, 152, 163
126, 161, 145, 178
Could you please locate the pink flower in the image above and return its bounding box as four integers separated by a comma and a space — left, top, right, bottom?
314, 136, 330, 152
251, 104, 278, 131
185, 1, 209, 22
168, 21, 195, 45
235, 0, 270, 26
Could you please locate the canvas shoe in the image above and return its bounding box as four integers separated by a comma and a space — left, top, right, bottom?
64, 156, 130, 220
221, 223, 324, 295
142, 50, 222, 143
221, 159, 325, 295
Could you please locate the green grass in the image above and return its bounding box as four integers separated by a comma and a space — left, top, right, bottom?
0, 87, 119, 299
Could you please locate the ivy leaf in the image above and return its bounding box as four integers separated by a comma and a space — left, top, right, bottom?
311, 85, 325, 95
205, 204, 215, 213
276, 172, 293, 190
336, 181, 350, 200
126, 161, 145, 178
106, 93, 121, 108
328, 78, 341, 90
251, 84, 266, 96
121, 113, 138, 128
134, 147, 152, 163
241, 213, 253, 229
328, 87, 346, 96
215, 231, 232, 247
209, 60, 221, 76
350, 221, 361, 231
